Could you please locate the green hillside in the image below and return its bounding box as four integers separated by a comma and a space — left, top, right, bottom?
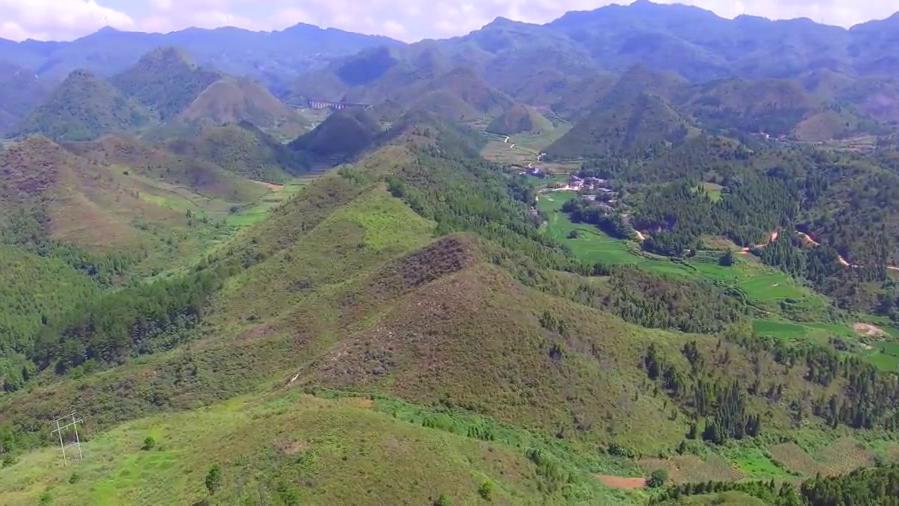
163, 123, 308, 183
289, 108, 382, 163
0, 63, 49, 135
178, 77, 307, 136
111, 47, 221, 120
487, 103, 553, 135
548, 92, 693, 159
0, 245, 97, 392
16, 70, 151, 141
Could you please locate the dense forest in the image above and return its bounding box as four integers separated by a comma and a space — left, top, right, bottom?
652, 465, 899, 505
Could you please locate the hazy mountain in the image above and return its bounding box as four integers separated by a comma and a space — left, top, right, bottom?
16, 70, 151, 141
5, 3, 899, 505
548, 91, 694, 159
0, 63, 49, 135
111, 47, 221, 120
0, 24, 402, 93
177, 77, 307, 135
164, 122, 309, 182
290, 108, 382, 163
486, 103, 552, 135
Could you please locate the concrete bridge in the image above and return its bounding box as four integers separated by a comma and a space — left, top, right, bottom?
306, 99, 372, 111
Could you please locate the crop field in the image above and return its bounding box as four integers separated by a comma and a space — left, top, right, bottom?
538, 190, 899, 371
225, 180, 308, 228
723, 447, 795, 479
539, 192, 824, 308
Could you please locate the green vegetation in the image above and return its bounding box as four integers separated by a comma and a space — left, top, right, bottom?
4, 22, 899, 502
648, 469, 669, 488
17, 70, 150, 141
0, 391, 635, 505
164, 122, 309, 182
111, 47, 220, 120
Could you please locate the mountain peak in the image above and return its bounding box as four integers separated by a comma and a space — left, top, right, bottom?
139, 46, 194, 67
66, 68, 99, 80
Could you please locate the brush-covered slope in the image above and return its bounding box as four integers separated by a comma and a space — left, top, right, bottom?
548, 92, 693, 159
406, 68, 514, 121
1, 391, 612, 505
289, 108, 382, 163
178, 77, 307, 136
64, 134, 267, 201
0, 136, 180, 252
111, 47, 221, 120
16, 70, 151, 141
684, 79, 821, 136
162, 122, 308, 183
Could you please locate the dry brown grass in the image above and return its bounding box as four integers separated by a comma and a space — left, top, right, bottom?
639, 455, 743, 484
769, 442, 820, 476
814, 437, 875, 475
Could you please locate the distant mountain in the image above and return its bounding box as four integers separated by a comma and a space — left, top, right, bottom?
682, 79, 820, 136
290, 108, 382, 163
0, 63, 49, 135
177, 77, 307, 136
407, 68, 514, 121
486, 103, 552, 135
16, 70, 150, 141
293, 45, 514, 124
548, 92, 694, 159
0, 24, 403, 93
111, 47, 221, 120
545, 0, 853, 80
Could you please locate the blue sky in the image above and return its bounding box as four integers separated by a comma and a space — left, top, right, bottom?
0, 1, 896, 42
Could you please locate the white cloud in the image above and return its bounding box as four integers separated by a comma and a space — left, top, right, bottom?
0, 0, 134, 41
0, 1, 896, 42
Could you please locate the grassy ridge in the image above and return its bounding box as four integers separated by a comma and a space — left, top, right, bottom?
2, 391, 636, 505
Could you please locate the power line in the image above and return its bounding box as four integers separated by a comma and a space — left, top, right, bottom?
50, 412, 84, 466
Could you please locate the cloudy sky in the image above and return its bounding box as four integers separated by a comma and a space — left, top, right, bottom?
0, 0, 896, 42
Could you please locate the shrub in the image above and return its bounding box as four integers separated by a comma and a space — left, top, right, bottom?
434, 494, 452, 506
648, 469, 669, 488
719, 250, 735, 267
142, 436, 156, 451
478, 480, 494, 501
205, 465, 223, 495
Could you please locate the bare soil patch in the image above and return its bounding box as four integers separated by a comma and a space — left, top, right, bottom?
253, 180, 285, 191
596, 475, 646, 489
640, 455, 743, 484
854, 323, 887, 338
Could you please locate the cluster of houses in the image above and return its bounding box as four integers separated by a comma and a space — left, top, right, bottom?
568, 174, 610, 192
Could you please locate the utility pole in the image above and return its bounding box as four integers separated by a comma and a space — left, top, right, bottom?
50, 412, 84, 466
